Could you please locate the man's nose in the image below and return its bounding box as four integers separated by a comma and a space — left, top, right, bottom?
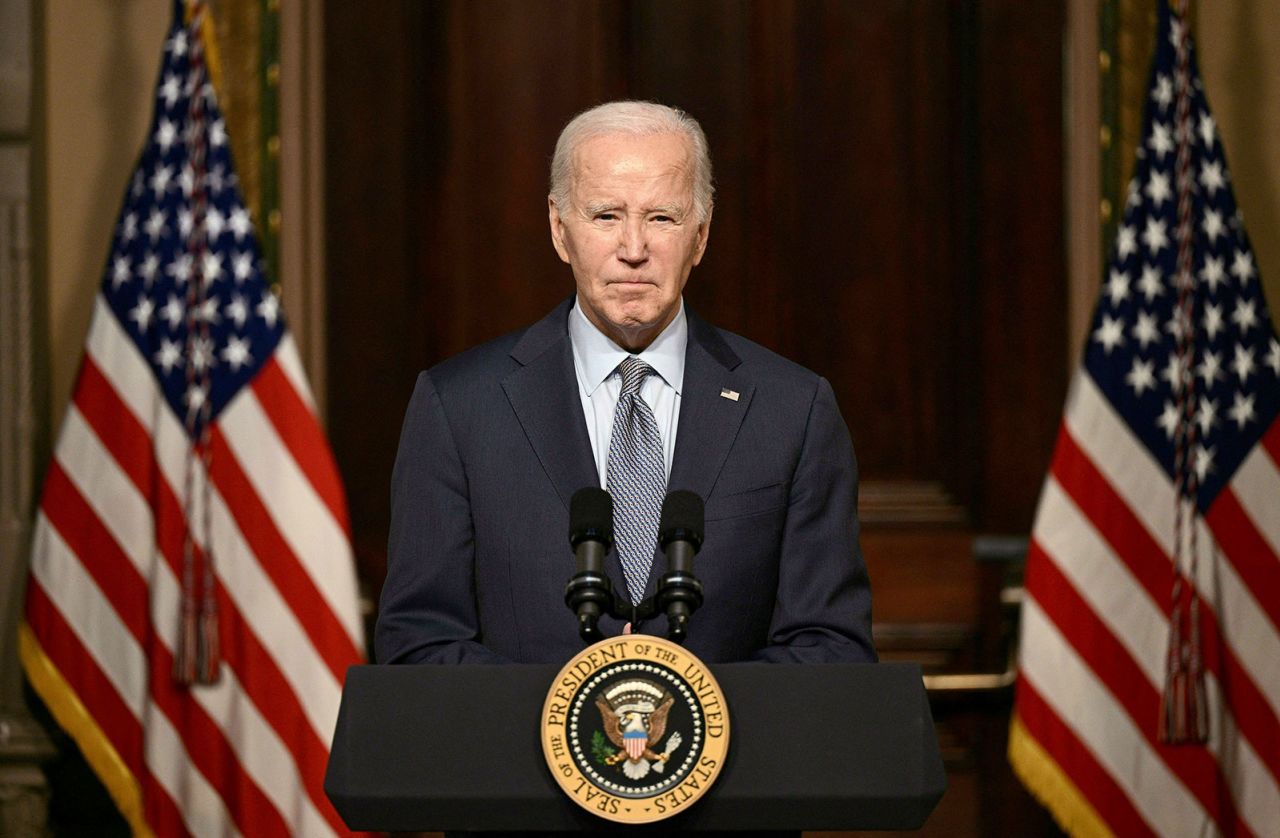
616, 217, 648, 264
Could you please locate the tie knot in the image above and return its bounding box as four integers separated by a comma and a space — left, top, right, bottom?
618, 356, 654, 396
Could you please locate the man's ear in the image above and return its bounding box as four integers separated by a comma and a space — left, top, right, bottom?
548, 197, 571, 264
691, 208, 713, 266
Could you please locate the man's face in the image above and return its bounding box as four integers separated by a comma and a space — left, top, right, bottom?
549, 132, 711, 351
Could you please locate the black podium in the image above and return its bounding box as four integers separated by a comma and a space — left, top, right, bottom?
325, 661, 945, 832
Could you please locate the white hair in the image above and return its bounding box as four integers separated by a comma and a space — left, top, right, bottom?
549, 100, 714, 224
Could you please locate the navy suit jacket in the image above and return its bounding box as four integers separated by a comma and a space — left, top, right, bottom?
375, 299, 876, 665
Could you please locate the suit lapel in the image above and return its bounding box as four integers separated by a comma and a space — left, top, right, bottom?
503, 302, 632, 609
668, 309, 754, 506
503, 301, 753, 611
501, 301, 599, 511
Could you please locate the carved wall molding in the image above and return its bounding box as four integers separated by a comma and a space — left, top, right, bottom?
1, 0, 55, 833
859, 480, 968, 528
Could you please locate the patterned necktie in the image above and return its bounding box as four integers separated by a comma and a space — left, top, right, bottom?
606, 356, 666, 604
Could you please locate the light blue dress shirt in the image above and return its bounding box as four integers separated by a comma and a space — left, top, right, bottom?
568, 297, 687, 487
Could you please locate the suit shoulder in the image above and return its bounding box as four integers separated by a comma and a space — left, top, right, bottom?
715, 328, 825, 392
414, 326, 530, 403
417, 300, 570, 396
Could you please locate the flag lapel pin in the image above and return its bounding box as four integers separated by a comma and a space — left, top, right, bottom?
719, 388, 740, 402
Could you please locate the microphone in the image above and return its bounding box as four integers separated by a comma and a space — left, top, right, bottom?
657, 490, 705, 642
566, 487, 614, 642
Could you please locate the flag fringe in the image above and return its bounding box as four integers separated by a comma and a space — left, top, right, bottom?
18, 622, 155, 838
1007, 713, 1115, 838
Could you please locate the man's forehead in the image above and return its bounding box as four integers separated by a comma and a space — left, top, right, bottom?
571, 133, 695, 206
574, 132, 693, 176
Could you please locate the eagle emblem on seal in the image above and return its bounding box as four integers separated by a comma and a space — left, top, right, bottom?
594, 679, 685, 780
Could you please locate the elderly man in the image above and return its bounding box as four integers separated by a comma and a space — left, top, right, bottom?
375, 101, 875, 665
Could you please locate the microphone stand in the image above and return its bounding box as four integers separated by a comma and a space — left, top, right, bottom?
564, 570, 705, 645
565, 489, 706, 645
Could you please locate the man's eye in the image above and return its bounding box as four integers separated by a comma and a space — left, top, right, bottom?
652, 215, 673, 223
595, 212, 617, 221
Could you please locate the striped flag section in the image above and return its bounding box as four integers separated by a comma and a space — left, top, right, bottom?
1010, 3, 1280, 836
19, 2, 364, 835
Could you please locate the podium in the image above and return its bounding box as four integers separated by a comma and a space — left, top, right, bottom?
325, 662, 945, 832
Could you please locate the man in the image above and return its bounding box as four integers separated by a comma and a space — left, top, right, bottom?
375, 101, 875, 665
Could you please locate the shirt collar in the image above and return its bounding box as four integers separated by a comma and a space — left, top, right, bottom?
569, 296, 687, 397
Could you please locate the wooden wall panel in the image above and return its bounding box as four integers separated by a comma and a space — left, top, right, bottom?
325, 0, 1068, 596
974, 0, 1068, 531
326, 0, 629, 587
325, 1, 425, 589
788, 2, 969, 489
425, 1, 627, 352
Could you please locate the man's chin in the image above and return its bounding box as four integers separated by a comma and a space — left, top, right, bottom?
600, 308, 679, 351
603, 307, 662, 333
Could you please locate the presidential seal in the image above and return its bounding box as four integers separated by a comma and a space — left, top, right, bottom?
541, 636, 730, 824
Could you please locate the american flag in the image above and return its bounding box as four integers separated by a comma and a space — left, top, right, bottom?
625, 730, 648, 761
1010, 3, 1280, 835
19, 3, 364, 835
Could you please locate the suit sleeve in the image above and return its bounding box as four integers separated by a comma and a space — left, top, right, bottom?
374, 372, 511, 664
752, 376, 878, 663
